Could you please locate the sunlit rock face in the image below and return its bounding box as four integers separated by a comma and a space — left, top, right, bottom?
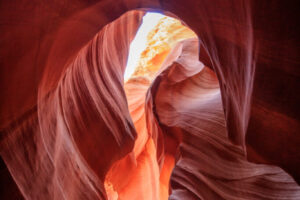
130, 15, 196, 79
0, 0, 300, 200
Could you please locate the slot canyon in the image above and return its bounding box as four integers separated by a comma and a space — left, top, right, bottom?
0, 0, 300, 199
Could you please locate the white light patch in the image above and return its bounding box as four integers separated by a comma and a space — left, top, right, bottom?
124, 12, 165, 82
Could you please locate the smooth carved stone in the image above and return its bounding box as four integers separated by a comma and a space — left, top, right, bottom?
0, 0, 299, 199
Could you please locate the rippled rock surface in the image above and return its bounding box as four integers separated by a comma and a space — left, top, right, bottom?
1, 0, 300, 199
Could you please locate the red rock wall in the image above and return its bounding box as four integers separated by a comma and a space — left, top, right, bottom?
0, 0, 299, 199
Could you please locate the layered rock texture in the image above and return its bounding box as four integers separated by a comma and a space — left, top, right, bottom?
1, 0, 300, 199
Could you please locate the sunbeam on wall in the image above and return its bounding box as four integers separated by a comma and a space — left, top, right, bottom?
124, 12, 164, 82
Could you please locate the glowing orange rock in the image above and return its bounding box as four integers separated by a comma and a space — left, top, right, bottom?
104, 16, 196, 200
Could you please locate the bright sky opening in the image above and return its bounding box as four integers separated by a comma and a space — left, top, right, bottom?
124, 12, 165, 82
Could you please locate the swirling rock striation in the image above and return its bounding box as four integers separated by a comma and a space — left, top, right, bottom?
0, 0, 300, 199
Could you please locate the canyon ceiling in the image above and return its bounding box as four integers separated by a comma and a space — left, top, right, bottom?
0, 0, 300, 199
